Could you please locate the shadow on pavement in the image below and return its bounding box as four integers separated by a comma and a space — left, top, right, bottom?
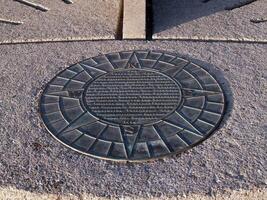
153, 0, 256, 33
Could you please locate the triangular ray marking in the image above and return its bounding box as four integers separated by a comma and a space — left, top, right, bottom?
117, 52, 122, 59
79, 63, 108, 77
183, 67, 221, 94
67, 89, 84, 99
132, 52, 142, 68
139, 50, 150, 59
55, 112, 86, 136
197, 119, 215, 127
75, 64, 93, 79
87, 125, 109, 152
101, 53, 116, 69
145, 50, 151, 59
165, 111, 203, 136
150, 52, 164, 69
57, 112, 99, 135
168, 55, 178, 63
67, 67, 81, 74
127, 52, 140, 68
82, 58, 98, 66
162, 120, 184, 132
174, 111, 203, 136
206, 101, 224, 105
120, 125, 142, 158
60, 69, 78, 78
183, 67, 204, 86
178, 129, 203, 145
59, 96, 82, 112
55, 76, 71, 81
153, 124, 189, 147
203, 110, 222, 117
46, 117, 66, 126
123, 51, 135, 68
69, 133, 88, 146
162, 61, 190, 77
152, 125, 173, 153
118, 127, 129, 159
106, 142, 115, 157
182, 105, 203, 112
43, 105, 81, 116
48, 81, 84, 89
65, 79, 86, 84
160, 120, 184, 133
176, 69, 203, 90
182, 88, 222, 98
60, 70, 85, 91
41, 101, 59, 106
102, 126, 129, 159
42, 96, 78, 106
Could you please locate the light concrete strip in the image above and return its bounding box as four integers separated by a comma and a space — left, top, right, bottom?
0, 187, 266, 200
123, 0, 146, 39
153, 36, 267, 44
0, 37, 114, 45
0, 36, 266, 45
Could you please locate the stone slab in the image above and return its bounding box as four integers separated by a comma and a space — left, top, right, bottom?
0, 40, 266, 198
153, 0, 267, 42
0, 0, 121, 43
123, 0, 146, 39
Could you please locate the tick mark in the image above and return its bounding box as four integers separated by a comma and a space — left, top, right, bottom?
14, 0, 49, 12
0, 18, 23, 25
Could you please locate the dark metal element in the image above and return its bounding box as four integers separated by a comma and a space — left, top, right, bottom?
0, 18, 23, 25
62, 0, 73, 4
40, 50, 226, 161
250, 18, 267, 23
14, 0, 49, 12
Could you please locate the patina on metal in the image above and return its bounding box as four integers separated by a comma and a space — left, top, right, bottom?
40, 50, 226, 161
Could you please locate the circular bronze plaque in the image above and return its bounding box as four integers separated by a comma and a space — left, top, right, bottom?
40, 50, 226, 161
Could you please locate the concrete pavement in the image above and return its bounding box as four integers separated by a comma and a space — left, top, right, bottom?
0, 0, 266, 199
0, 40, 266, 199
0, 0, 121, 43
153, 0, 267, 42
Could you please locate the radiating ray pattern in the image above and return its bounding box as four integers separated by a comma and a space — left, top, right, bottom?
40, 50, 225, 161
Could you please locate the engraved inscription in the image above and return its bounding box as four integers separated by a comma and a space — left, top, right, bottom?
84, 69, 182, 125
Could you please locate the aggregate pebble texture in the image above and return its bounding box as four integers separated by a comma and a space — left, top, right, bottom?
0, 40, 266, 198
0, 0, 121, 43
153, 0, 267, 42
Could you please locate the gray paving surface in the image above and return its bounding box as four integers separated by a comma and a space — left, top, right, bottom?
153, 0, 267, 42
0, 40, 266, 198
0, 0, 120, 43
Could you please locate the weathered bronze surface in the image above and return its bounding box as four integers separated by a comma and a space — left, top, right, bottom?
40, 50, 226, 161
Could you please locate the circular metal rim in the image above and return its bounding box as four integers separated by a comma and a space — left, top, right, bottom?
39, 50, 227, 162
